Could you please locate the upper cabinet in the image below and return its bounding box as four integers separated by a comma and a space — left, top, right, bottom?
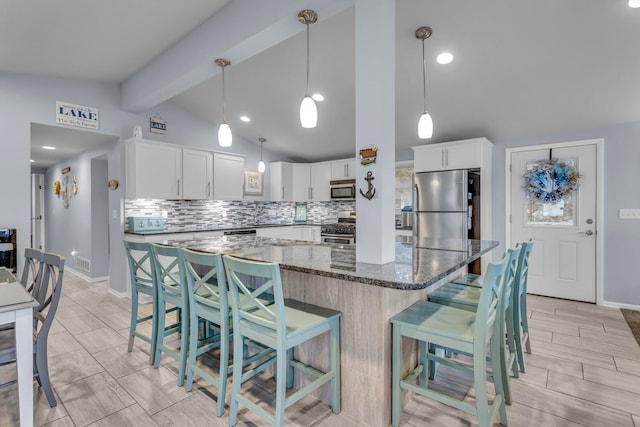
182, 148, 213, 199
412, 138, 492, 172
331, 158, 356, 180
270, 161, 293, 202
291, 164, 312, 202
126, 139, 182, 199
213, 153, 245, 200
311, 162, 332, 200
126, 138, 245, 201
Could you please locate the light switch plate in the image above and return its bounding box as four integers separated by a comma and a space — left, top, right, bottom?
619, 209, 640, 219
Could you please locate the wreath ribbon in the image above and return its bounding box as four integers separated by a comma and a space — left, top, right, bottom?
523, 159, 581, 204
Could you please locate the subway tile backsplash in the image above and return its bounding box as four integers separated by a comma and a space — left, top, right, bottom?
124, 199, 355, 231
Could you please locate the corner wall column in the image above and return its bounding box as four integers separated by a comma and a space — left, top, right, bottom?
354, 0, 395, 264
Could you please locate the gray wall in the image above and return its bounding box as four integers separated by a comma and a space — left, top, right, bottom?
91, 159, 109, 277
491, 121, 640, 306
0, 71, 291, 296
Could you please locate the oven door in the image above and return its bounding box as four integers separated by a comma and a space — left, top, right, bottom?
321, 233, 355, 245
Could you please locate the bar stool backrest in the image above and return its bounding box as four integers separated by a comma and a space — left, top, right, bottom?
501, 244, 522, 319
123, 241, 154, 290
515, 239, 535, 300
180, 248, 228, 313
150, 243, 185, 303
474, 251, 509, 349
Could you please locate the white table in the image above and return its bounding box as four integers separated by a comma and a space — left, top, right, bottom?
0, 270, 38, 427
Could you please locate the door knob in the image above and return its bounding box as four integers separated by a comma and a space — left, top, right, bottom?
579, 230, 594, 236
586, 218, 594, 224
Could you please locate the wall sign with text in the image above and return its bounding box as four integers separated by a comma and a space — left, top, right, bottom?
55, 101, 99, 129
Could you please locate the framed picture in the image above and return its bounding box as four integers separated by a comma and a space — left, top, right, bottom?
243, 168, 263, 195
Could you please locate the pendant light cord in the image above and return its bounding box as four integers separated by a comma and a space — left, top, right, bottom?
306, 22, 310, 96
421, 38, 427, 113
221, 66, 227, 122
260, 140, 264, 161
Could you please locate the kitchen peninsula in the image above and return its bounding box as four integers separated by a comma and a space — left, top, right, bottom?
153, 234, 497, 426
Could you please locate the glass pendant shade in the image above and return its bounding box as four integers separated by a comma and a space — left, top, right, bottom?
300, 95, 317, 128
418, 112, 433, 139
218, 122, 232, 147
258, 160, 266, 173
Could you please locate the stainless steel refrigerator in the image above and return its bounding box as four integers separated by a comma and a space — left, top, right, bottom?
413, 169, 480, 254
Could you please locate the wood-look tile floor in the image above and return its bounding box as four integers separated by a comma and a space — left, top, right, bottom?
1, 273, 639, 426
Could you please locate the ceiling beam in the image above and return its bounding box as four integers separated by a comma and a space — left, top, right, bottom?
121, 0, 353, 113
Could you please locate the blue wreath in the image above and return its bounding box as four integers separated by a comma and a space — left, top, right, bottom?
523, 159, 581, 204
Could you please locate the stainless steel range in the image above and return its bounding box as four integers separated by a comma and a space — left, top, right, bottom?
321, 209, 356, 245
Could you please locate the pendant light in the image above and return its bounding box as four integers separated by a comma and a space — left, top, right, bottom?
258, 137, 266, 173
215, 58, 232, 147
416, 26, 433, 139
298, 10, 318, 128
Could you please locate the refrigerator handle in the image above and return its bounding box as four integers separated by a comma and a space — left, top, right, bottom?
413, 184, 419, 240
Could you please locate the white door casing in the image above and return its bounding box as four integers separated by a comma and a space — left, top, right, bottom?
507, 140, 603, 303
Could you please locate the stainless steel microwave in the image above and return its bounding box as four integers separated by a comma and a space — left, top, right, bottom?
330, 179, 356, 200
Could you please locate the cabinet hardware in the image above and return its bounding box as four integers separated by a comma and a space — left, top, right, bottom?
177, 179, 180, 196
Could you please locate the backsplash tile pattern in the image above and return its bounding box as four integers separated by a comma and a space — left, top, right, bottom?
124, 199, 355, 231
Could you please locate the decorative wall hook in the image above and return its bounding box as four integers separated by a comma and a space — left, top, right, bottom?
360, 171, 376, 200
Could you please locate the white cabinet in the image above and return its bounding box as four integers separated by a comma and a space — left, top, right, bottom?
412, 138, 491, 172
256, 226, 295, 239
292, 163, 331, 201
331, 158, 356, 180
270, 162, 293, 201
293, 226, 321, 242
126, 139, 182, 199
292, 164, 312, 201
182, 148, 213, 199
213, 153, 245, 200
311, 163, 332, 201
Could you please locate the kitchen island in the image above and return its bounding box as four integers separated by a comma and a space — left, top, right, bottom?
164, 235, 497, 426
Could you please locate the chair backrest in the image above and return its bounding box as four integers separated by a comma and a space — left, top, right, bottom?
473, 251, 509, 349
501, 244, 522, 316
33, 252, 65, 340
223, 254, 284, 338
515, 239, 535, 299
123, 240, 154, 288
180, 248, 229, 314
21, 248, 43, 292
150, 243, 185, 301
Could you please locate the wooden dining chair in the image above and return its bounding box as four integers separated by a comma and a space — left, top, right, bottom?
20, 247, 43, 292
391, 252, 510, 427
180, 248, 231, 416
426, 245, 521, 405
150, 243, 189, 386
223, 254, 341, 427
0, 252, 65, 407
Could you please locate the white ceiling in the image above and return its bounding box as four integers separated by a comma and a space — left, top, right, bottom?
6, 0, 640, 165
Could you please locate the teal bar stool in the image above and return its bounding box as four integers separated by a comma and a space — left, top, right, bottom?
223, 254, 341, 427
180, 248, 230, 416
123, 241, 161, 364
150, 243, 189, 386
513, 239, 535, 371
427, 246, 521, 405
391, 252, 510, 427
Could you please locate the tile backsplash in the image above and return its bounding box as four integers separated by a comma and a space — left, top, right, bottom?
124, 199, 355, 230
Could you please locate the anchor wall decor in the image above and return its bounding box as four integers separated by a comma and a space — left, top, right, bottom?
360, 170, 376, 200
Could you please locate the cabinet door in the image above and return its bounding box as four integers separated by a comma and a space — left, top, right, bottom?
256, 226, 295, 239
270, 162, 292, 201
310, 163, 332, 201
413, 145, 445, 172
292, 164, 311, 202
127, 140, 182, 199
182, 148, 213, 199
445, 142, 481, 170
331, 159, 356, 180
213, 153, 245, 200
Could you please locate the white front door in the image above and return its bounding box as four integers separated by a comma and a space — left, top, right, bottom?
509, 142, 597, 302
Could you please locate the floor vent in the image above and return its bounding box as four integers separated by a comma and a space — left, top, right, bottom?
76, 256, 91, 272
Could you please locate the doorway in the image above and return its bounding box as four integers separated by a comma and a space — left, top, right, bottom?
506, 139, 603, 303
31, 173, 45, 250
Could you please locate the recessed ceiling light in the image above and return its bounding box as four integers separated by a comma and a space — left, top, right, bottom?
240, 115, 251, 122
42, 146, 56, 150
312, 93, 324, 102
436, 52, 454, 65
629, 0, 640, 8
30, 159, 35, 163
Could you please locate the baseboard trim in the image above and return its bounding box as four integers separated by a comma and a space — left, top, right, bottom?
602, 300, 640, 311
66, 267, 109, 283
108, 288, 129, 299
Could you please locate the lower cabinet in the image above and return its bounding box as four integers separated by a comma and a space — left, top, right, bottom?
256, 226, 320, 242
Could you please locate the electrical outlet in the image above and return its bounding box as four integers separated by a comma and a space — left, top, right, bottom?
619, 208, 640, 219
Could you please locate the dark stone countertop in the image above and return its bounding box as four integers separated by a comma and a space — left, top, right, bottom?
161, 235, 498, 291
